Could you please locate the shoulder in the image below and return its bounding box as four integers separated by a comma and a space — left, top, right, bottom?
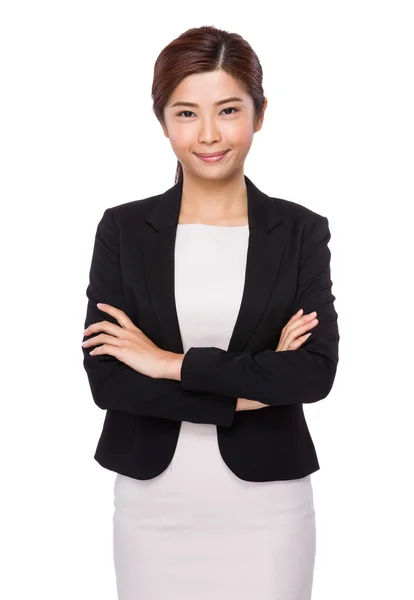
99, 187, 329, 230
105, 194, 161, 226
264, 193, 332, 250
268, 194, 327, 225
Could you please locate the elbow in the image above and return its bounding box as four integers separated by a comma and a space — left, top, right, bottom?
312, 358, 338, 402
87, 374, 110, 410
83, 359, 122, 411
317, 374, 336, 401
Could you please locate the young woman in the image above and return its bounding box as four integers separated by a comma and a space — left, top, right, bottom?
81, 25, 339, 600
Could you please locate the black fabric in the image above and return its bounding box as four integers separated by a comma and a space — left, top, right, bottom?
82, 175, 339, 482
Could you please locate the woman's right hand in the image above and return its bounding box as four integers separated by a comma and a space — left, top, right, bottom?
275, 308, 318, 352
235, 309, 318, 411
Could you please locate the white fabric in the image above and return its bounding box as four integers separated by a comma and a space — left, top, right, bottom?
113, 224, 316, 599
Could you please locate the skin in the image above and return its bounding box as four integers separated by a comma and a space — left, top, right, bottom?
82, 70, 320, 410
82, 305, 318, 405
161, 69, 266, 225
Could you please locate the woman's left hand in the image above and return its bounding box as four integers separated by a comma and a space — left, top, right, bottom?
82, 303, 169, 379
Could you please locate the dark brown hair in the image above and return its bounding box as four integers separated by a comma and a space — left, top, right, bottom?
151, 26, 266, 184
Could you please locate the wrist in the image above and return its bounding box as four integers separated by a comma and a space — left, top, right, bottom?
160, 351, 185, 381
237, 398, 268, 411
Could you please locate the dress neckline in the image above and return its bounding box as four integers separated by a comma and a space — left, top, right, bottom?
177, 223, 249, 229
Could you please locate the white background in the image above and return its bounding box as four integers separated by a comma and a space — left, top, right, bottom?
1, 1, 413, 598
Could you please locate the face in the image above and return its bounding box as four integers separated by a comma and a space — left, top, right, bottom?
160, 69, 267, 182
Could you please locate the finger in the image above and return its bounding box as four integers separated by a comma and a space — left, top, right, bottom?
288, 311, 317, 330
285, 308, 303, 326
286, 333, 312, 351
276, 310, 318, 351
282, 320, 318, 350
278, 318, 318, 351
283, 319, 318, 347
281, 313, 317, 341
88, 343, 120, 359
82, 333, 123, 349
96, 303, 136, 330
83, 320, 124, 339
288, 318, 318, 338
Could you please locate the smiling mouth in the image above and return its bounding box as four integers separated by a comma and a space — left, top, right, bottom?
195, 151, 229, 157
195, 150, 230, 162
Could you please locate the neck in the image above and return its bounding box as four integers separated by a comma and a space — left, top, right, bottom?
179, 169, 248, 223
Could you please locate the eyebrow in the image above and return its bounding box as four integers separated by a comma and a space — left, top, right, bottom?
170, 96, 245, 108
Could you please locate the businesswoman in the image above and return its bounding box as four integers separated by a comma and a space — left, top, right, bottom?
81, 25, 339, 600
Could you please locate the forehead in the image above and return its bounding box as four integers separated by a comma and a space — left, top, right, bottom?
168, 70, 247, 104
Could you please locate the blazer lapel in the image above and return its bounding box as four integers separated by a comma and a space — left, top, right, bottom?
141, 175, 285, 354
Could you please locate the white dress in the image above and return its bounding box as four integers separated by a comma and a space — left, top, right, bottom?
113, 224, 316, 600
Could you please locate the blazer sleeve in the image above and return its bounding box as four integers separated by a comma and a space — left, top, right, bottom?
180, 216, 340, 405
81, 207, 237, 428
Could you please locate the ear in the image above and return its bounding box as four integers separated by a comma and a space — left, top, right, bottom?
154, 110, 170, 138
254, 98, 268, 133
162, 123, 169, 139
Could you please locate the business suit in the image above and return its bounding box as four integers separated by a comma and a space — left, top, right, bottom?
82, 174, 339, 483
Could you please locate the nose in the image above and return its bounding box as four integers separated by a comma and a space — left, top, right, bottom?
197, 117, 222, 145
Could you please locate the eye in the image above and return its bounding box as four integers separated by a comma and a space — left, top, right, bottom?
176, 110, 196, 118
176, 107, 240, 117
221, 107, 239, 115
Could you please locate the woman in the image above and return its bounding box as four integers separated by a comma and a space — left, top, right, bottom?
81, 25, 339, 600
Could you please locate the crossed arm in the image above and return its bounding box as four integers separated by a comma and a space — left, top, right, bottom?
82, 208, 339, 425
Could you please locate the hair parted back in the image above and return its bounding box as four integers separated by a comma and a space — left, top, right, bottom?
151, 25, 266, 184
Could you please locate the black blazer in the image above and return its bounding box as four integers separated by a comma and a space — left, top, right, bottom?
82, 175, 339, 482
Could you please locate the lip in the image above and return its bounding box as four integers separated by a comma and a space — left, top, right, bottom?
195, 150, 229, 162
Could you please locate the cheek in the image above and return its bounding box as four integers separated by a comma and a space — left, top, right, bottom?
226, 119, 255, 148
230, 129, 254, 153
169, 128, 193, 154
166, 118, 254, 154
